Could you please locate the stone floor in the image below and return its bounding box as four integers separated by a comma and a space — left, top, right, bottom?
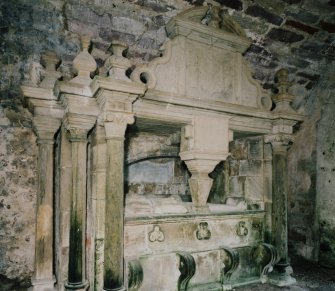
236, 256, 335, 291
1, 256, 335, 290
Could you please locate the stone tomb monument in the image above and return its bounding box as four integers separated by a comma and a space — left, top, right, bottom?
22, 6, 303, 291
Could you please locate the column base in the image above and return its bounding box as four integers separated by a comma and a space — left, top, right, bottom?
28, 277, 56, 291
64, 280, 89, 291
268, 264, 296, 287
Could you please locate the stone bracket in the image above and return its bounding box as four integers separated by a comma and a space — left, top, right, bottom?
221, 247, 240, 285
252, 243, 280, 283
177, 252, 196, 291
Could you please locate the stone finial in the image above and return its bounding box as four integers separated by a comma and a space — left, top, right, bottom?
272, 68, 296, 113
39, 51, 62, 89
70, 36, 97, 84
104, 41, 131, 81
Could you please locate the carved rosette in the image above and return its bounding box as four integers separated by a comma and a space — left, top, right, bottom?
196, 222, 211, 240
148, 225, 165, 243
236, 221, 249, 237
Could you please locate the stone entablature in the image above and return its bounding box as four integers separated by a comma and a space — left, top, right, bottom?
21, 6, 303, 291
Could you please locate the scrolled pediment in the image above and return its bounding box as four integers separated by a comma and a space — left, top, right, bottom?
131, 7, 272, 113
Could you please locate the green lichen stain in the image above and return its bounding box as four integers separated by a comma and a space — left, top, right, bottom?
68, 215, 83, 284
319, 222, 335, 268
104, 269, 122, 290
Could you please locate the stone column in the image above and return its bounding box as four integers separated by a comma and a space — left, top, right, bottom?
91, 126, 107, 290
265, 133, 296, 287
30, 116, 60, 291
55, 125, 72, 291
103, 112, 135, 291
64, 114, 96, 291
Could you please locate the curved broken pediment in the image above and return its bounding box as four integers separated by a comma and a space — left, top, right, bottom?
131, 7, 272, 112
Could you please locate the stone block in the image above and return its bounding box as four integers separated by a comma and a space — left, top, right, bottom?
214, 0, 243, 10
230, 139, 248, 160
137, 254, 180, 291
285, 9, 320, 24
229, 160, 240, 176
229, 176, 245, 197
267, 28, 305, 43
231, 11, 270, 35
319, 21, 335, 33
286, 20, 319, 35
245, 176, 263, 201
188, 250, 222, 288
239, 160, 262, 176
248, 138, 263, 160
246, 5, 283, 26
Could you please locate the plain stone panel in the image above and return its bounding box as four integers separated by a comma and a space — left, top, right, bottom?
138, 254, 180, 291
245, 176, 264, 201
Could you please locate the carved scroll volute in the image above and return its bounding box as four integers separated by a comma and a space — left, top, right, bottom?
128, 259, 143, 291
221, 247, 239, 283
178, 253, 196, 291
252, 243, 280, 283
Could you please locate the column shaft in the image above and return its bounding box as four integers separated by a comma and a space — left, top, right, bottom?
67, 138, 88, 288
104, 137, 125, 290
35, 141, 55, 281
272, 148, 288, 264
91, 126, 106, 290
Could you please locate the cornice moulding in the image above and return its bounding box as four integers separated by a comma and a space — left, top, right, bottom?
21, 86, 56, 100
166, 18, 251, 53
60, 94, 99, 117
91, 76, 147, 96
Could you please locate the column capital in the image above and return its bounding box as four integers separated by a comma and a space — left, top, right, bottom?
63, 113, 96, 141
33, 115, 61, 143
104, 112, 135, 139
264, 134, 294, 153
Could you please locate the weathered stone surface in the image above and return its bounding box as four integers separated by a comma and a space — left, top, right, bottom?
0, 120, 36, 286
285, 9, 320, 25
267, 28, 305, 43
1, 0, 335, 288
319, 20, 335, 33
286, 20, 319, 35
246, 5, 283, 26
214, 0, 243, 10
